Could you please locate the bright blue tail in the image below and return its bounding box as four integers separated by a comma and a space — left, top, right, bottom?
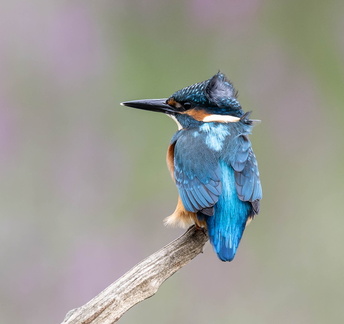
205, 162, 252, 262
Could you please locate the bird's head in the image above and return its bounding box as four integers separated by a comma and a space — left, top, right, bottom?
122, 72, 252, 128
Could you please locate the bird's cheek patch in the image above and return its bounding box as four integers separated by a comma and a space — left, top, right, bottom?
182, 108, 211, 121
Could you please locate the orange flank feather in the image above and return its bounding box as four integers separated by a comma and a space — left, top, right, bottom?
164, 196, 206, 228
166, 143, 175, 180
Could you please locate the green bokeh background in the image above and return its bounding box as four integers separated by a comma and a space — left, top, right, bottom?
1, 1, 344, 323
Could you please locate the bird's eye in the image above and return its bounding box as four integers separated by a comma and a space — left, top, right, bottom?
183, 102, 191, 109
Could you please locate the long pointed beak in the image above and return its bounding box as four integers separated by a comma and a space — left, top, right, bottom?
121, 98, 175, 114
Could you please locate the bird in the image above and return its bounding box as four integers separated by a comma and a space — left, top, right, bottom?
121, 72, 262, 261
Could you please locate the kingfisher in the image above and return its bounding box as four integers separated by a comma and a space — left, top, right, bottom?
121, 72, 262, 261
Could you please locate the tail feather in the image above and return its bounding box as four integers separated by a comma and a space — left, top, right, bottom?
203, 161, 252, 262
206, 215, 247, 261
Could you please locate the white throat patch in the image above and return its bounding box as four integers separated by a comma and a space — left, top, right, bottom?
169, 115, 183, 130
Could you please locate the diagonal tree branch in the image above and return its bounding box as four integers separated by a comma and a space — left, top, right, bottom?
61, 226, 209, 324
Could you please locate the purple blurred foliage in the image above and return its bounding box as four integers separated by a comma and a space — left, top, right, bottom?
189, 0, 262, 29
60, 231, 143, 305
43, 5, 104, 86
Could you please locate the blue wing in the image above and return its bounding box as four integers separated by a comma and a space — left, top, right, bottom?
172, 131, 222, 215
229, 134, 262, 213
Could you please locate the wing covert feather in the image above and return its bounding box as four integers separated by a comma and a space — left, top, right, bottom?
173, 132, 222, 213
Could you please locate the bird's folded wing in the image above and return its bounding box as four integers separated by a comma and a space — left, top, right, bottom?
228, 135, 262, 213
173, 132, 222, 214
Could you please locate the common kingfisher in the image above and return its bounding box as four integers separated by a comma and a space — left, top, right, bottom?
121, 72, 262, 261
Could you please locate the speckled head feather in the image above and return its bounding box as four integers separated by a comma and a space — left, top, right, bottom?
170, 72, 244, 117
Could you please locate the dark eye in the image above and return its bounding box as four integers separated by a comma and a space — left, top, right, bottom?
183, 102, 191, 109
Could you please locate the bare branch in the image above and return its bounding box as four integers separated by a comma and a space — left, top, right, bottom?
62, 226, 208, 324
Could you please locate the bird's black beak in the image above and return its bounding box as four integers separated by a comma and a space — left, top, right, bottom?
121, 98, 176, 114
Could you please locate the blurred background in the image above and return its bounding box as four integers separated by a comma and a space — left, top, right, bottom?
1, 0, 344, 323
